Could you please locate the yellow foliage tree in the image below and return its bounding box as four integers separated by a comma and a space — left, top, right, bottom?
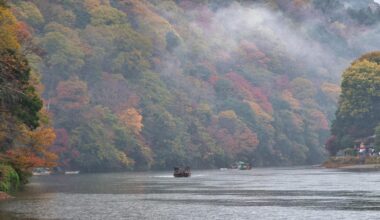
218, 110, 237, 119
0, 6, 20, 50
321, 82, 340, 103
245, 101, 273, 122
281, 90, 301, 110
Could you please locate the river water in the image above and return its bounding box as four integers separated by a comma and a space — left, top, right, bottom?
1, 167, 380, 219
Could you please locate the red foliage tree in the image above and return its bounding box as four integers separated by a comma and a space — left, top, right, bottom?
226, 72, 273, 113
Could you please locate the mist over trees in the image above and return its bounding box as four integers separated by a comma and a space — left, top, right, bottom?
5, 0, 380, 170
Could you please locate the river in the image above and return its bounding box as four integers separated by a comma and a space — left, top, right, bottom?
1, 167, 380, 219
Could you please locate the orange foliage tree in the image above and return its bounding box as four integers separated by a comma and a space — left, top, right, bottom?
118, 108, 143, 135
54, 76, 90, 110
4, 125, 57, 170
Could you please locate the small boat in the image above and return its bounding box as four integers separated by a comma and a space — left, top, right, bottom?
238, 163, 252, 170
65, 171, 80, 175
173, 166, 191, 177
32, 167, 51, 176
231, 161, 252, 170
51, 167, 80, 175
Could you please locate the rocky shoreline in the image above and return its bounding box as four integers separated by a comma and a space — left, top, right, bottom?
322, 156, 380, 172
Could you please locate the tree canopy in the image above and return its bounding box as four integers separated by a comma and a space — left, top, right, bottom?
0, 2, 57, 178
328, 51, 380, 155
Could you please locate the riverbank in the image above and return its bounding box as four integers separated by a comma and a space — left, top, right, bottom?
337, 164, 380, 172
323, 156, 380, 171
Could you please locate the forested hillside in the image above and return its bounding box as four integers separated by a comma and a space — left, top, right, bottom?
0, 0, 56, 189
8, 0, 380, 171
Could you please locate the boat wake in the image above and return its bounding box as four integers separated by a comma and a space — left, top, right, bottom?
153, 174, 205, 178
153, 175, 173, 178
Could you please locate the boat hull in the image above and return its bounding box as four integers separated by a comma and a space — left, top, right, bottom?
173, 173, 191, 177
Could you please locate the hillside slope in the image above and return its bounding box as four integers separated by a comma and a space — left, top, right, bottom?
10, 0, 380, 170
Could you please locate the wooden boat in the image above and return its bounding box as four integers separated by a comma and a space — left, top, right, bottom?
173, 167, 191, 177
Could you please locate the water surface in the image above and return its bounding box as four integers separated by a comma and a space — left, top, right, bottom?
1, 167, 380, 219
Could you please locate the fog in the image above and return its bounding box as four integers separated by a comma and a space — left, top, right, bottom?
161, 0, 380, 83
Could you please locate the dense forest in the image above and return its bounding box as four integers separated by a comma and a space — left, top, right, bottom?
2, 0, 380, 172
0, 0, 56, 189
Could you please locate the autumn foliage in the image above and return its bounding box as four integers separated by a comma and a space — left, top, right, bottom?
5, 0, 380, 170
0, 2, 57, 180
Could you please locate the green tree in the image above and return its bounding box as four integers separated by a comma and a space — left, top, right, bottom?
70, 107, 134, 172
329, 51, 380, 154
333, 53, 380, 136
89, 5, 127, 26
13, 1, 45, 27
40, 29, 85, 77
0, 49, 42, 129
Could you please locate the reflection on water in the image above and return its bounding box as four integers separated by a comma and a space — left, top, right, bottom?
1, 167, 380, 219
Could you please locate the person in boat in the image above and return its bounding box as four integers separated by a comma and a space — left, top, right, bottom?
174, 167, 180, 174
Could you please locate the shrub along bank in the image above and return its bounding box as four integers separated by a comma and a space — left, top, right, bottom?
0, 164, 20, 193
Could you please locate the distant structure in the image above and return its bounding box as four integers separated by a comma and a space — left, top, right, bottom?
353, 135, 376, 159
354, 135, 376, 152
